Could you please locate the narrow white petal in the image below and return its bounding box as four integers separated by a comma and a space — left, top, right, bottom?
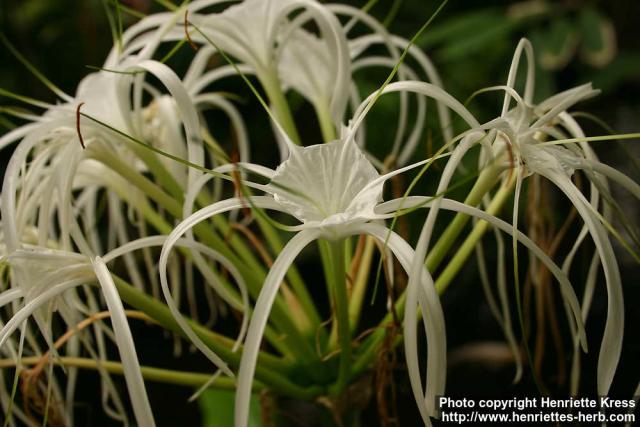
578, 159, 640, 200
104, 234, 250, 342
570, 253, 600, 395
502, 39, 535, 115
0, 280, 84, 349
0, 123, 40, 151
0, 289, 23, 308
353, 223, 446, 426
475, 228, 522, 383
118, 59, 204, 194
93, 257, 156, 427
349, 81, 480, 142
542, 171, 623, 395
377, 196, 588, 350
159, 197, 284, 376
235, 229, 320, 427
347, 31, 454, 153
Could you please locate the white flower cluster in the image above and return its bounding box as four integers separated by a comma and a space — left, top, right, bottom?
0, 2, 637, 427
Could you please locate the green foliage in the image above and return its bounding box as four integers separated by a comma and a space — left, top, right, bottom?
199, 389, 263, 427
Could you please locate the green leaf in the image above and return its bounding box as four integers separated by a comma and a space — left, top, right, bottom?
199, 389, 263, 427
0, 114, 16, 130
436, 18, 516, 62
418, 9, 503, 48
588, 52, 640, 92
10, 0, 56, 29
579, 7, 616, 67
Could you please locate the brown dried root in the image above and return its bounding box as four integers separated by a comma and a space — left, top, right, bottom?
19, 310, 152, 426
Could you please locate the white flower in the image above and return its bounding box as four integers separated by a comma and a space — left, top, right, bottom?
465, 39, 631, 397
0, 27, 219, 426
160, 99, 592, 425
189, 0, 350, 123
270, 140, 382, 234
154, 69, 520, 424
0, 246, 156, 426
158, 131, 444, 426
158, 70, 589, 424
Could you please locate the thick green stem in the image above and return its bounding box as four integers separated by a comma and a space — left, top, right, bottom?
425, 164, 504, 271
327, 239, 351, 395
435, 179, 515, 293
352, 163, 507, 377
261, 71, 301, 145
128, 142, 185, 203
348, 236, 376, 333
315, 102, 337, 143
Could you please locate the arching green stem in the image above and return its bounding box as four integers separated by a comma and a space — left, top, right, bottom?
113, 275, 323, 399
260, 70, 301, 145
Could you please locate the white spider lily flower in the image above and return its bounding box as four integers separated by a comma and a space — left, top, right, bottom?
277, 3, 454, 166
136, 0, 451, 166
159, 105, 590, 426
1, 69, 134, 256
0, 47, 234, 286
157, 79, 496, 425
474, 39, 628, 397
112, 0, 349, 129
0, 43, 220, 424
188, 0, 350, 123
0, 246, 157, 427
158, 138, 444, 426
341, 72, 590, 420
277, 28, 335, 116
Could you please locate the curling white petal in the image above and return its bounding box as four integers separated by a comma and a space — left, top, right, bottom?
124, 60, 204, 188
502, 38, 535, 116
352, 223, 445, 425
159, 197, 284, 376
376, 196, 588, 350
0, 280, 85, 349
104, 235, 249, 341
0, 289, 23, 308
538, 170, 623, 396
349, 81, 480, 142
235, 229, 320, 427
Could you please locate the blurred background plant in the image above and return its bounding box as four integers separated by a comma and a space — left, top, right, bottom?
0, 0, 638, 426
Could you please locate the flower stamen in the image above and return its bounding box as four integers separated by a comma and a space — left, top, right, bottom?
75, 102, 86, 149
